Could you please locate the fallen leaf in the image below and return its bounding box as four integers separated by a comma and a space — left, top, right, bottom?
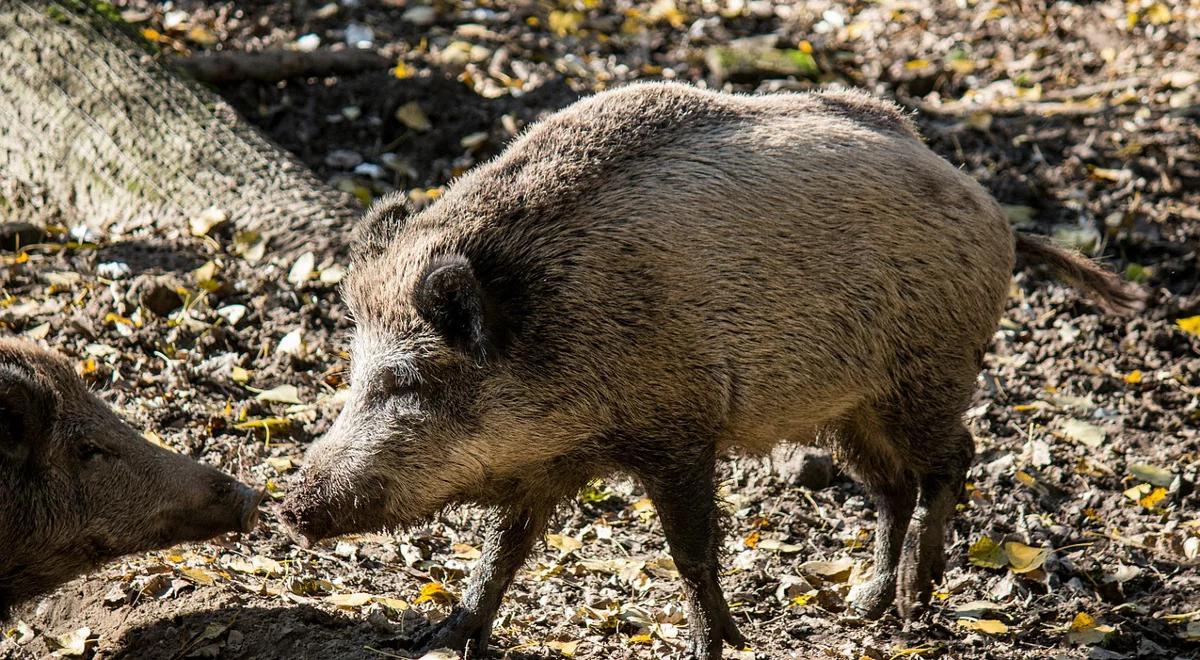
414, 582, 454, 605
1003, 541, 1048, 573
1177, 316, 1200, 336
546, 534, 583, 555
395, 102, 432, 131
277, 329, 306, 357
545, 639, 579, 657
256, 385, 303, 405
1123, 370, 1143, 384
190, 207, 227, 237
48, 627, 91, 657
797, 559, 853, 581
743, 530, 761, 549
1061, 419, 1105, 448
178, 567, 217, 585
266, 456, 294, 473
1138, 486, 1168, 509
1129, 463, 1174, 487
968, 536, 1008, 569
452, 543, 482, 560
958, 618, 1009, 634
1067, 612, 1114, 644
758, 539, 804, 554
327, 593, 374, 608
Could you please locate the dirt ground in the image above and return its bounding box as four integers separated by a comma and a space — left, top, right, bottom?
2, 0, 1199, 658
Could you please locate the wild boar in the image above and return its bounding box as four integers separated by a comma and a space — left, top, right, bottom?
280, 82, 1143, 658
0, 338, 262, 619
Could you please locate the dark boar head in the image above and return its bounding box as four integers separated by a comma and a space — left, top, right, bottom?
0, 339, 262, 618
281, 197, 588, 544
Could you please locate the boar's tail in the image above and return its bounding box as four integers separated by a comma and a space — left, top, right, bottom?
1014, 233, 1147, 315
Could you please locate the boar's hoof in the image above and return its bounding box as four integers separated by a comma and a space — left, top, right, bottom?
415, 606, 494, 658
846, 578, 895, 620
687, 612, 746, 659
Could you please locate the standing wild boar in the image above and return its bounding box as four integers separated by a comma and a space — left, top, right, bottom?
0, 338, 262, 619
281, 83, 1143, 658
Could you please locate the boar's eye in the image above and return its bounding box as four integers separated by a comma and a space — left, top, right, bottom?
377, 369, 417, 397
78, 441, 113, 463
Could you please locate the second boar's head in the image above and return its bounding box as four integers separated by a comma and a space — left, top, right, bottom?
0, 339, 262, 616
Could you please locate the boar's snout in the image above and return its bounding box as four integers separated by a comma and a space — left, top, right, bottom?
165, 468, 264, 543
279, 470, 390, 545
232, 481, 265, 533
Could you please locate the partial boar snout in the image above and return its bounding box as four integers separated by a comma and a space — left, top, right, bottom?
233, 482, 265, 533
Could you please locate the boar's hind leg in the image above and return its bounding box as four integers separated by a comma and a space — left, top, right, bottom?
417, 505, 550, 658
898, 423, 974, 617
843, 419, 918, 619
638, 450, 745, 659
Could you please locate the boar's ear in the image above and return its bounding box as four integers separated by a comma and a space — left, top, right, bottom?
415, 254, 495, 362
352, 193, 412, 262
0, 365, 54, 464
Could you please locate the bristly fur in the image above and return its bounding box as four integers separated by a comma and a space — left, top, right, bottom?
285, 81, 1145, 658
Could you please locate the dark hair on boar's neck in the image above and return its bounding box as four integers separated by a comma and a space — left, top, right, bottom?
281, 82, 1144, 659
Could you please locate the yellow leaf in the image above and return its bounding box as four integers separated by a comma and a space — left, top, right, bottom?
1004, 541, 1048, 573
193, 260, 219, 285
905, 58, 931, 69
1177, 316, 1200, 336
1138, 486, 1168, 509
326, 592, 373, 608
546, 534, 583, 555
231, 366, 252, 384
957, 618, 1009, 634
629, 633, 652, 644
179, 567, 217, 585
394, 102, 432, 131
968, 536, 1008, 569
1067, 612, 1114, 644
414, 582, 454, 605
1144, 2, 1171, 24
545, 639, 579, 657
234, 417, 290, 432
393, 61, 414, 79
1124, 370, 1143, 384
789, 590, 818, 607
548, 10, 583, 36
743, 531, 761, 549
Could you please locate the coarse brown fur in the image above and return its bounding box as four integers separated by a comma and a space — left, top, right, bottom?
282, 82, 1142, 658
0, 339, 262, 620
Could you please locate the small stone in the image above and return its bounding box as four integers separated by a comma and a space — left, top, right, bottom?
295, 33, 321, 52
345, 22, 373, 48
324, 149, 363, 169
402, 6, 436, 25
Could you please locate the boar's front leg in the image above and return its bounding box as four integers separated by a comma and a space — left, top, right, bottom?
418, 505, 550, 658
638, 449, 745, 659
